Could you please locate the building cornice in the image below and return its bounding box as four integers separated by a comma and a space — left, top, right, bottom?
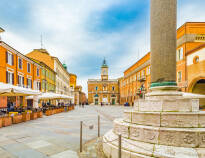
0, 41, 42, 68
124, 59, 150, 79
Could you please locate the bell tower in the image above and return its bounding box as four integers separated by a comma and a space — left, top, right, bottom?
101, 58, 108, 81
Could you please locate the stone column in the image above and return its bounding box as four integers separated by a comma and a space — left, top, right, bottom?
150, 0, 177, 88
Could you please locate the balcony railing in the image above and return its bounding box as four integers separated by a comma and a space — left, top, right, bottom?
139, 76, 146, 82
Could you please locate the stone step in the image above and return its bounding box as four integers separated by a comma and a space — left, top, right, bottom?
113, 118, 205, 148
103, 130, 200, 158
134, 98, 199, 112
124, 110, 205, 128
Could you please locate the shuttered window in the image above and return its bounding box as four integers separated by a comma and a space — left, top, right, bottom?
27, 63, 31, 73
27, 78, 32, 88
7, 52, 13, 66
18, 58, 22, 69
6, 71, 14, 84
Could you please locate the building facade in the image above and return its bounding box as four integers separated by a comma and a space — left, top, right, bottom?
120, 22, 205, 106
69, 73, 77, 104
120, 53, 150, 105
52, 57, 70, 95
74, 86, 87, 105
87, 59, 119, 105
0, 41, 42, 108
26, 49, 71, 96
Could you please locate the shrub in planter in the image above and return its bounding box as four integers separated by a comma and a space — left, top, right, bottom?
12, 114, 23, 124
2, 116, 12, 127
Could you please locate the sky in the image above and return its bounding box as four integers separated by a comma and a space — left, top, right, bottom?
1, 0, 205, 94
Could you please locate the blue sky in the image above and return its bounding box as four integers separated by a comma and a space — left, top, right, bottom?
1, 0, 205, 93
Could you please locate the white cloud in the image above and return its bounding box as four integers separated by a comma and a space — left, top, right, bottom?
1, 0, 205, 95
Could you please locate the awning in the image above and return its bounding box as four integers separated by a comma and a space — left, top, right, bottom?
181, 92, 205, 99
0, 82, 41, 96
26, 92, 73, 100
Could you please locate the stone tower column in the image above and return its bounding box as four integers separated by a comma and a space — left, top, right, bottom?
150, 0, 177, 88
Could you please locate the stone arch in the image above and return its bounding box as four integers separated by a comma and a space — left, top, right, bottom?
188, 76, 205, 93
188, 76, 205, 107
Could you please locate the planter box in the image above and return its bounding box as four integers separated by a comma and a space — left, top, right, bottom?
0, 118, 2, 128
30, 112, 38, 120
37, 111, 43, 118
45, 110, 51, 116
22, 113, 30, 122
12, 114, 23, 124
2, 116, 12, 127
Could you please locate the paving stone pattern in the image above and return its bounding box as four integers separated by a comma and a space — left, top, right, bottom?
0, 105, 129, 158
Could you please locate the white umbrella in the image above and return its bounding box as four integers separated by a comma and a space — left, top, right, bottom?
26, 92, 72, 100
0, 82, 40, 96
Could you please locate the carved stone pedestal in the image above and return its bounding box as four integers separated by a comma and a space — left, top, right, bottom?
103, 89, 205, 158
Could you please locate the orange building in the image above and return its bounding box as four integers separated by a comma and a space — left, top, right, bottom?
120, 53, 150, 105
74, 85, 87, 105
120, 22, 205, 106
87, 59, 120, 105
0, 41, 42, 108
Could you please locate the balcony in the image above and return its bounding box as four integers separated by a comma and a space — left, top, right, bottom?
139, 76, 146, 82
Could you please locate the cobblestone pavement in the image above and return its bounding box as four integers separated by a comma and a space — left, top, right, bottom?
0, 105, 131, 158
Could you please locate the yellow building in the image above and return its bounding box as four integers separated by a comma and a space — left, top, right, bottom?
87, 59, 119, 105
69, 73, 77, 89
26, 49, 71, 95
39, 61, 56, 93
120, 53, 151, 105
120, 22, 205, 106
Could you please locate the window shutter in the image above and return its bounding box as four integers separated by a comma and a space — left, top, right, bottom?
18, 75, 19, 84
6, 52, 8, 63
12, 54, 14, 66
12, 73, 14, 85
6, 71, 8, 83
39, 82, 41, 90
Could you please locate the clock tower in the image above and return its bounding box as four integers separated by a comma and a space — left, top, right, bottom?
101, 58, 108, 81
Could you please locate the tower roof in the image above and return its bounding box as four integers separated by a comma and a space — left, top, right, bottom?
101, 58, 108, 68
